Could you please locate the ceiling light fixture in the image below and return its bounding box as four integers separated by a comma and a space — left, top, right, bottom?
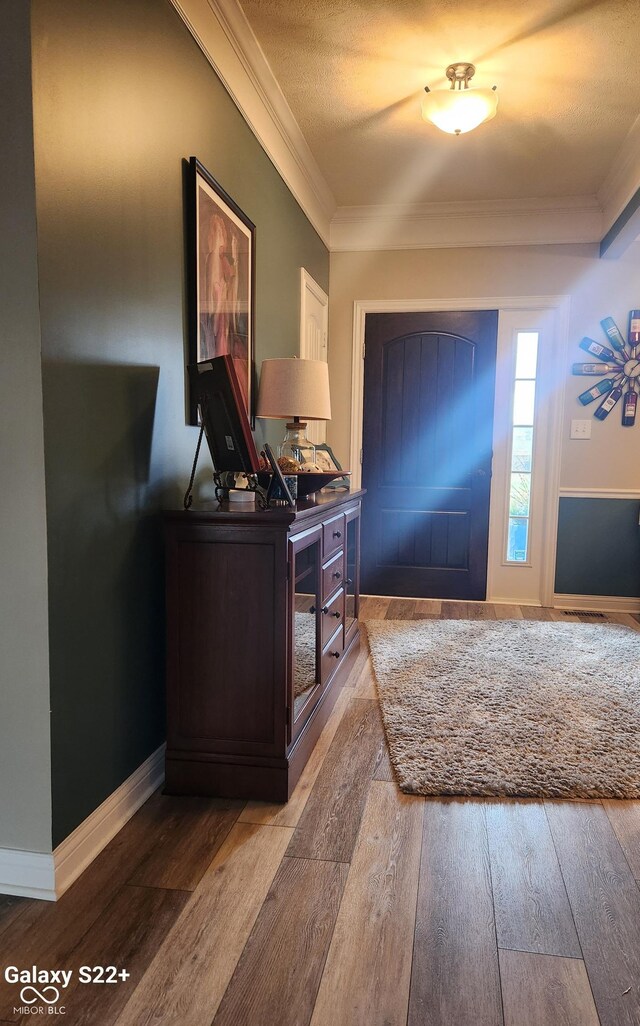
422, 63, 498, 136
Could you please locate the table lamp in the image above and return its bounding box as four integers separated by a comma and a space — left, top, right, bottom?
256, 358, 331, 466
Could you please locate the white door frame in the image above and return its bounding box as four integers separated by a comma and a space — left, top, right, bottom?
350, 295, 571, 606
300, 268, 329, 348
300, 268, 329, 444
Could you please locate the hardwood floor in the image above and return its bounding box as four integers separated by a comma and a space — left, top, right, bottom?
1, 599, 639, 1026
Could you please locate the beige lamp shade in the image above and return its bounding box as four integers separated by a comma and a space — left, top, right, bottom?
257, 358, 331, 421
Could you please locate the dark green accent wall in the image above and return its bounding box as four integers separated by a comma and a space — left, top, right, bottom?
555, 498, 640, 598
31, 0, 328, 846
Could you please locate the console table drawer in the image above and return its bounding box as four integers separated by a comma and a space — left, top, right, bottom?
321, 624, 344, 682
321, 588, 345, 647
323, 513, 345, 559
322, 549, 344, 602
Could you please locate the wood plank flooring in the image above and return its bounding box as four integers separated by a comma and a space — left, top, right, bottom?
1, 598, 639, 1026
409, 799, 502, 1026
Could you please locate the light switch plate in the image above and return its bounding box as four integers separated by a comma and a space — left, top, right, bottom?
570, 418, 591, 439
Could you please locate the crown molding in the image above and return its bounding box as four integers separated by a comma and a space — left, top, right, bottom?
168, 0, 335, 244
598, 115, 640, 237
167, 1, 613, 253
330, 195, 603, 251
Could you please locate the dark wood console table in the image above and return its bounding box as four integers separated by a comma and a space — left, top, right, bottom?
163, 489, 364, 802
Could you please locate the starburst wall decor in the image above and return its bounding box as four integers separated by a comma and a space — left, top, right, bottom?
573, 311, 640, 425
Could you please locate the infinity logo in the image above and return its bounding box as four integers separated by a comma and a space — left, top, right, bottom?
19, 985, 60, 1005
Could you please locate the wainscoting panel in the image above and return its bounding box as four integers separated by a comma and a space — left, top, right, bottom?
555, 497, 640, 598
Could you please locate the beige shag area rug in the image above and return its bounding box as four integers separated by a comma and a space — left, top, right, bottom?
365, 618, 640, 799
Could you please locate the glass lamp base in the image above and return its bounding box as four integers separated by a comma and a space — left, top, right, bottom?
278, 422, 316, 467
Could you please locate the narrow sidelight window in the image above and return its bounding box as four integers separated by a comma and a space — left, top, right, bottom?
506, 331, 539, 562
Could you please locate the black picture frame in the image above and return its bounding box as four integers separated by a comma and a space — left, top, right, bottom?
263, 443, 295, 508
190, 356, 261, 475
187, 156, 256, 426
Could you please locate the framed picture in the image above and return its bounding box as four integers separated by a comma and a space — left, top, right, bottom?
262, 443, 295, 508
314, 443, 350, 488
313, 443, 342, 473
188, 156, 255, 425
190, 356, 260, 475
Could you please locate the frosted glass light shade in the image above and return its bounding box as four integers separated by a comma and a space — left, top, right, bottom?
422, 88, 498, 135
257, 358, 331, 421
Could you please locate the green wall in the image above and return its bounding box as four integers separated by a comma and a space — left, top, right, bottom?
31, 0, 328, 846
555, 498, 640, 598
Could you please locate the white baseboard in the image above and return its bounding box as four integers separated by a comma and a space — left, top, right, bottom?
0, 848, 56, 901
0, 745, 165, 903
54, 744, 166, 899
554, 593, 640, 613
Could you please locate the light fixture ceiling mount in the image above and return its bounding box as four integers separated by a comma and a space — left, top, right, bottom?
422, 62, 498, 136
445, 61, 477, 88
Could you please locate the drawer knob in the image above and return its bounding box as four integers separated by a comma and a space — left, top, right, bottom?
309, 606, 316, 614
332, 570, 342, 579
322, 605, 329, 614
332, 611, 341, 618
333, 530, 342, 538
330, 651, 340, 659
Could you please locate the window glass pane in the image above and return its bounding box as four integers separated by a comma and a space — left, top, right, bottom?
511, 426, 533, 472
513, 380, 535, 425
515, 332, 539, 379
507, 518, 529, 562
509, 473, 531, 517
506, 330, 539, 562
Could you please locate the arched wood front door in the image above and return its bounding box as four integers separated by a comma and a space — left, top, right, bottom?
361, 310, 498, 600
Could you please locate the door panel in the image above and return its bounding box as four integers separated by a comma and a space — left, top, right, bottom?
361, 311, 498, 600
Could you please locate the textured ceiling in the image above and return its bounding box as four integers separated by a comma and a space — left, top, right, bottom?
239, 0, 640, 206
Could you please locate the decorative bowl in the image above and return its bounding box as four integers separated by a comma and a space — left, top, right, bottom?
257, 471, 349, 498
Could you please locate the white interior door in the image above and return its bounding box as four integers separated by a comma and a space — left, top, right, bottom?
300, 268, 328, 444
